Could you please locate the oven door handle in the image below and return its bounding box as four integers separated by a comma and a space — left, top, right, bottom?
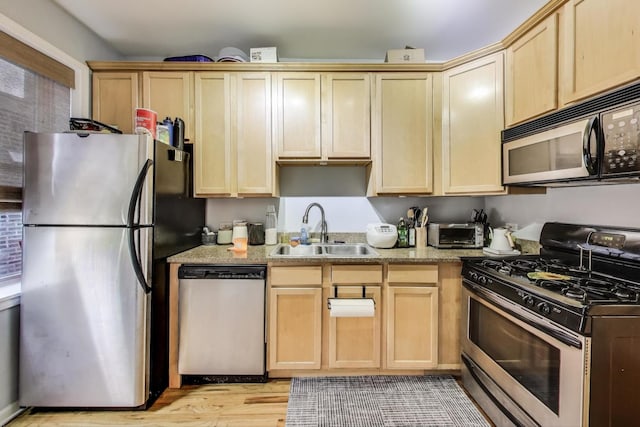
463, 280, 583, 349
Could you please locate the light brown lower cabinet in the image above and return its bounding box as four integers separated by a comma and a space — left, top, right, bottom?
267, 263, 459, 374
327, 265, 383, 369
385, 264, 439, 369
385, 285, 438, 369
328, 285, 381, 369
268, 266, 323, 370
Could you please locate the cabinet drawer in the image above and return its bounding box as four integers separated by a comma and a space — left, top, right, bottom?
331, 265, 382, 284
270, 266, 322, 286
388, 264, 438, 284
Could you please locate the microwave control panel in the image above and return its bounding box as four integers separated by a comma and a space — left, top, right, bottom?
601, 102, 640, 174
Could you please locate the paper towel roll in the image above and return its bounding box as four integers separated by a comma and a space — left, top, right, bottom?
328, 298, 375, 318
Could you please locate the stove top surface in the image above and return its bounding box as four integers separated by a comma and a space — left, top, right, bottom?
471, 256, 640, 306
462, 223, 640, 333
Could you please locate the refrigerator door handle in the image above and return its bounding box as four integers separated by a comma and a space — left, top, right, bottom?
129, 226, 152, 294
128, 158, 153, 294
127, 159, 154, 227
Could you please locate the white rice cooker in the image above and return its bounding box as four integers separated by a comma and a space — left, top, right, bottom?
366, 223, 398, 248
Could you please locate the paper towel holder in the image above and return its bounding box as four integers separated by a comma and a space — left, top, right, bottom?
332, 285, 368, 299
327, 285, 376, 309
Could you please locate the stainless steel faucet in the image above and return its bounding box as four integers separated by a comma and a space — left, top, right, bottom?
302, 202, 328, 243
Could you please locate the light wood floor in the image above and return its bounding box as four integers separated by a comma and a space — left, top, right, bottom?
8, 380, 291, 427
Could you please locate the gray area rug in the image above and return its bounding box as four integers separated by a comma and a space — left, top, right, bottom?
285, 375, 490, 427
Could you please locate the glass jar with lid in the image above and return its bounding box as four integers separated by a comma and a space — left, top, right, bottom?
217, 222, 233, 244
265, 205, 278, 245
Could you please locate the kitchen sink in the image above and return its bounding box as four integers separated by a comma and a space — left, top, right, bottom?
271, 244, 324, 256
269, 243, 379, 258
322, 244, 377, 256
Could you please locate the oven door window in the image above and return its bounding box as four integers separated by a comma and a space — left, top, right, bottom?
469, 299, 560, 414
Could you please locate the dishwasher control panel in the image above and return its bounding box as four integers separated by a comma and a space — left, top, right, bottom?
179, 265, 266, 280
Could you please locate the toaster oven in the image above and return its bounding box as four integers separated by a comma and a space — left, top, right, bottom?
427, 223, 484, 248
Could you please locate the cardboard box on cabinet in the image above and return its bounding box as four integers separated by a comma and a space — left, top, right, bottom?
250, 47, 278, 63
385, 48, 425, 63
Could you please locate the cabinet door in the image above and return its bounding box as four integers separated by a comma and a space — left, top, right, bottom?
328, 285, 381, 369
322, 73, 371, 159
505, 14, 558, 126
142, 71, 194, 141
274, 73, 322, 158
386, 286, 438, 369
561, 0, 640, 104
92, 72, 139, 133
268, 287, 322, 370
373, 73, 433, 194
194, 73, 233, 196
442, 53, 505, 194
236, 73, 273, 195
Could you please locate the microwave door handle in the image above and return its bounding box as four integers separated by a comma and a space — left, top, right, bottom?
583, 116, 599, 175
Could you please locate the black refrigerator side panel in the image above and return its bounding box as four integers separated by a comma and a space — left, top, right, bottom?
153, 142, 205, 260
148, 143, 204, 404
148, 259, 169, 405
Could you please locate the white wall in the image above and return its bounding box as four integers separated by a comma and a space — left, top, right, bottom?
0, 0, 122, 62
485, 183, 640, 229
0, 304, 19, 425
205, 166, 484, 235
206, 195, 484, 235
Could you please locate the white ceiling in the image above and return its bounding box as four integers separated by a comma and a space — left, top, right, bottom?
53, 0, 548, 62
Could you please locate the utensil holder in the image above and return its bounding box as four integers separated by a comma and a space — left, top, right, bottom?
416, 227, 427, 248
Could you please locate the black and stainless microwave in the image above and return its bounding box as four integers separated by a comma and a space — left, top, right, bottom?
503, 116, 599, 185
427, 223, 484, 248
502, 91, 640, 186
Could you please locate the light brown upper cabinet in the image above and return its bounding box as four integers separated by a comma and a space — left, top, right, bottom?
142, 72, 194, 142
274, 72, 371, 161
91, 72, 139, 133
235, 73, 274, 195
194, 72, 274, 197
321, 73, 371, 159
194, 73, 233, 196
505, 13, 558, 126
274, 72, 322, 158
441, 53, 505, 195
372, 73, 433, 195
560, 0, 640, 105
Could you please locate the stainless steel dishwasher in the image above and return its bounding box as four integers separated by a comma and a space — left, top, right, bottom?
177, 265, 266, 382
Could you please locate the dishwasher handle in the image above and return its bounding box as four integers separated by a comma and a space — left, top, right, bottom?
179, 264, 266, 280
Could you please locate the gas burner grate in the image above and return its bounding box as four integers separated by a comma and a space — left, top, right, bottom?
480, 259, 504, 270
563, 287, 587, 300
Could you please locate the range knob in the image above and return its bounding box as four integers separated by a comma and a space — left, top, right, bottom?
537, 302, 551, 315
478, 275, 488, 285
523, 295, 535, 307
469, 271, 478, 280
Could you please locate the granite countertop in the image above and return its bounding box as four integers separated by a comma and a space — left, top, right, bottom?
167, 243, 485, 264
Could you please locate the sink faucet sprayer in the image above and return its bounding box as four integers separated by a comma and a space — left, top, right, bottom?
302, 203, 328, 243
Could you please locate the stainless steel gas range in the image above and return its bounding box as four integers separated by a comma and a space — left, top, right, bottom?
461, 222, 640, 427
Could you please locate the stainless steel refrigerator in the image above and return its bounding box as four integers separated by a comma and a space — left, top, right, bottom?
19, 132, 204, 408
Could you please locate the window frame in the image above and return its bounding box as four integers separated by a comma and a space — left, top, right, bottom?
0, 13, 90, 291
0, 13, 90, 119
